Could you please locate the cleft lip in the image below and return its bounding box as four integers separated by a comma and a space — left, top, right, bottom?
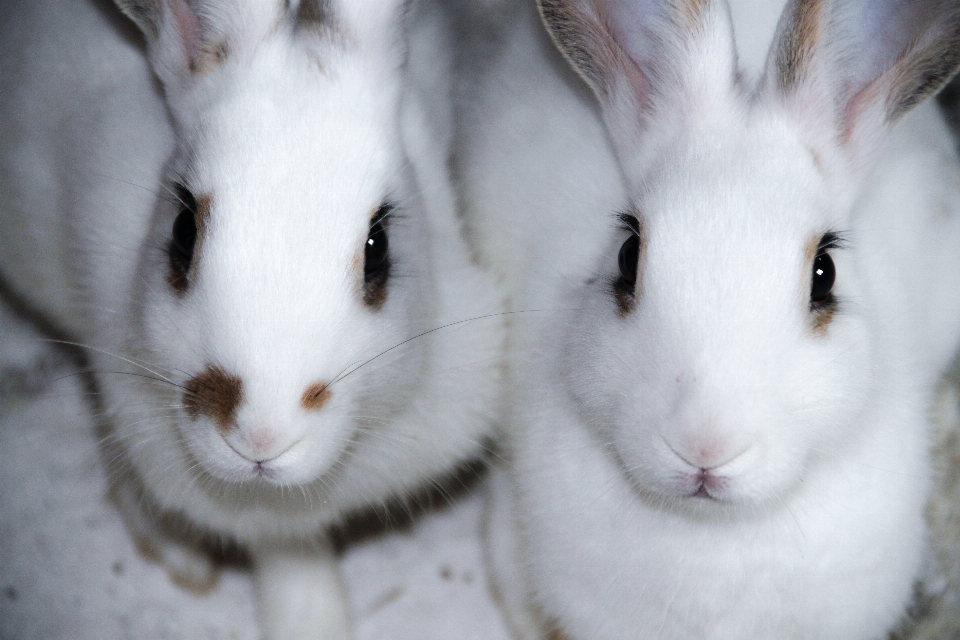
254, 461, 278, 480
691, 484, 713, 499
684, 468, 730, 501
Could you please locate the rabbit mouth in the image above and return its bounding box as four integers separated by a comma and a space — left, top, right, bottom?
690, 485, 714, 500
253, 461, 279, 481
686, 472, 728, 500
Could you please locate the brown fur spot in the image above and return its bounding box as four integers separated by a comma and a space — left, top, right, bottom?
810, 305, 835, 334
614, 286, 634, 317
195, 194, 212, 230
775, 0, 824, 92
808, 146, 825, 175
363, 274, 389, 310
677, 0, 711, 33
183, 365, 243, 434
301, 382, 332, 411
296, 0, 333, 30
167, 265, 190, 294
168, 564, 220, 595
803, 233, 820, 265
190, 41, 229, 75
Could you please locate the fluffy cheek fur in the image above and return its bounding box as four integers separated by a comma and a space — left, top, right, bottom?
562, 282, 877, 512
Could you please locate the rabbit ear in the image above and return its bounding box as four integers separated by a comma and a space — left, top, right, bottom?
113, 0, 210, 78
537, 0, 737, 169
766, 0, 960, 174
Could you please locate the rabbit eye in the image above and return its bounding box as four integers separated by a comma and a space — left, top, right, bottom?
611, 213, 642, 316
168, 183, 198, 293
810, 251, 835, 304
363, 202, 392, 309
809, 231, 842, 312
618, 235, 640, 287
364, 220, 389, 276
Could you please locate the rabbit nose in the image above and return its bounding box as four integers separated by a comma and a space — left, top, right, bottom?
667, 436, 747, 472
225, 426, 301, 464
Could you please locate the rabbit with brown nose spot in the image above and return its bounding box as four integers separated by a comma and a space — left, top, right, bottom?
458, 0, 960, 637
0, 0, 504, 638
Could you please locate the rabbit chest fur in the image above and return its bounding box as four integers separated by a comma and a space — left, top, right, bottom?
457, 0, 960, 638
0, 0, 503, 638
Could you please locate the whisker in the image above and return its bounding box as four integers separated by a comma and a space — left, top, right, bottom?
330, 308, 551, 388
43, 339, 177, 384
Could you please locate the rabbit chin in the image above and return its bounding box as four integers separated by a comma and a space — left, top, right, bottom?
179, 416, 353, 488
613, 438, 808, 516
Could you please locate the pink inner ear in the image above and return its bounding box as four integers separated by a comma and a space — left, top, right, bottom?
171, 0, 202, 69
840, 73, 885, 145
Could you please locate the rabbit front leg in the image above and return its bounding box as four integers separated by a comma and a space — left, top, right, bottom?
252, 539, 352, 640
485, 463, 549, 640
113, 477, 219, 593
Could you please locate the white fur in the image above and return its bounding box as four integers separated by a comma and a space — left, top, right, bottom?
0, 0, 503, 638
458, 0, 960, 637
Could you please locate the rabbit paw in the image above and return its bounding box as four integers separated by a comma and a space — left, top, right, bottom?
253, 542, 352, 640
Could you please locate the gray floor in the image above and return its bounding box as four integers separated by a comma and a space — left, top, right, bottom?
0, 305, 511, 640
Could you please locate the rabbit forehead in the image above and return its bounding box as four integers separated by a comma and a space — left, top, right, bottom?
169, 56, 404, 350
636, 113, 830, 327
183, 42, 401, 225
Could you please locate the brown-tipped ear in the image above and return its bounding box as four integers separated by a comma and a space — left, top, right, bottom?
537, 0, 648, 102
536, 0, 734, 170
767, 0, 960, 171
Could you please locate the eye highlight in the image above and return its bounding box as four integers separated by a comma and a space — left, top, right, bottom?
363, 201, 393, 309
365, 219, 389, 276
810, 252, 835, 303
168, 182, 198, 294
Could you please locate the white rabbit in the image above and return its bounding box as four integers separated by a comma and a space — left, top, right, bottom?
0, 0, 503, 638
458, 0, 960, 638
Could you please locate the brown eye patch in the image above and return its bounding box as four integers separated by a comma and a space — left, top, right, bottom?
296, 0, 333, 30
183, 365, 243, 434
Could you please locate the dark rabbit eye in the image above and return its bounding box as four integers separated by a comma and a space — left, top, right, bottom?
363, 202, 392, 309
364, 219, 389, 276
618, 234, 640, 287
810, 251, 835, 303
168, 183, 198, 292
611, 213, 642, 316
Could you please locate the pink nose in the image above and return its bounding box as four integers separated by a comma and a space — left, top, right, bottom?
669, 435, 745, 471
223, 427, 299, 463
243, 428, 280, 460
